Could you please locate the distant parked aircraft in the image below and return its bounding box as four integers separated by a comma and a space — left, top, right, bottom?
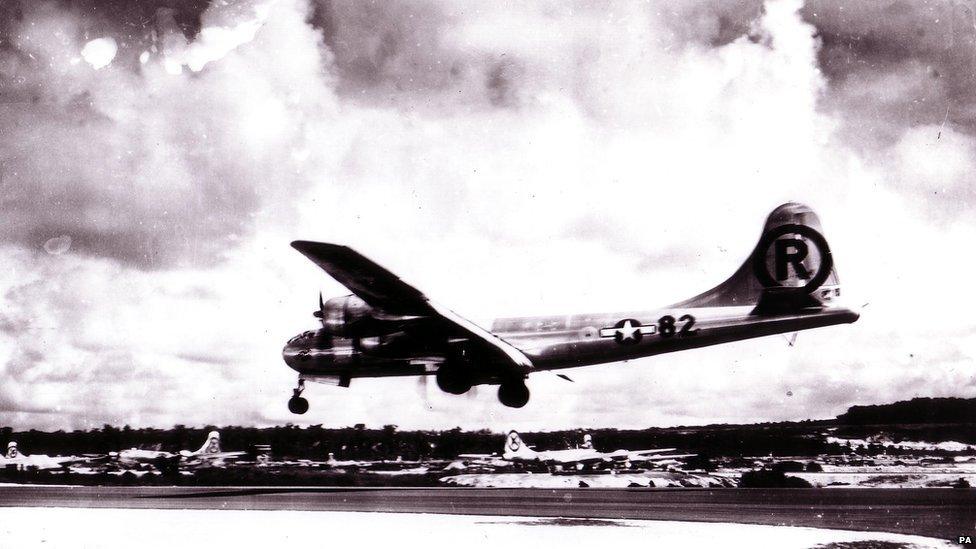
0, 441, 93, 471
179, 431, 246, 463
114, 431, 244, 465
324, 452, 369, 468
501, 431, 694, 470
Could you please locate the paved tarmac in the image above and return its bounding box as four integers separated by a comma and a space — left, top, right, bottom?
0, 485, 972, 540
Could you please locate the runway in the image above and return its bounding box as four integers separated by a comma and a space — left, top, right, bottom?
0, 485, 973, 540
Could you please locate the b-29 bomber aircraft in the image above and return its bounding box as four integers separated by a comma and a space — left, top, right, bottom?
283, 203, 859, 414
113, 431, 244, 465
502, 431, 693, 470
0, 441, 95, 471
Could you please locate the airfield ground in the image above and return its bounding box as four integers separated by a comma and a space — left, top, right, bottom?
2, 402, 973, 545
0, 484, 972, 543
0, 506, 954, 549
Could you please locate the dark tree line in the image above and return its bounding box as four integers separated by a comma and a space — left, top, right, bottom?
3, 397, 972, 459
0, 424, 505, 461
837, 397, 975, 426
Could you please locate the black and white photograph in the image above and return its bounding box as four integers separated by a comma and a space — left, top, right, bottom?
0, 0, 974, 547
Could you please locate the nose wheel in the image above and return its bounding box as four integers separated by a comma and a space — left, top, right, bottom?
288, 396, 309, 414
288, 379, 309, 415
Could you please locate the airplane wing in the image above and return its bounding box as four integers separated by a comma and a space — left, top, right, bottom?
573, 456, 611, 465
291, 241, 430, 315
292, 241, 533, 375
181, 451, 246, 461
539, 449, 608, 465
50, 455, 105, 467
627, 448, 678, 457
585, 448, 690, 462
629, 453, 697, 462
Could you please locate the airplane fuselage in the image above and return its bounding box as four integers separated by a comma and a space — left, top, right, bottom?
284, 299, 858, 382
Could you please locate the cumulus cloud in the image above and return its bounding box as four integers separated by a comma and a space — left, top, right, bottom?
0, 0, 334, 268
807, 0, 976, 218
0, 0, 973, 431
808, 0, 975, 134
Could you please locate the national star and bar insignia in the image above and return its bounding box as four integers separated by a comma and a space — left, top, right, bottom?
599, 318, 657, 345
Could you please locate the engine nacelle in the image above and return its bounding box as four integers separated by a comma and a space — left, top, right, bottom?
320, 295, 374, 337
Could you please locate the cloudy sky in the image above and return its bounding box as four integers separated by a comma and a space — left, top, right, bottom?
1, 0, 974, 432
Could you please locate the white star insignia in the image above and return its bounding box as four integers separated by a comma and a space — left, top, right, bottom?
616, 319, 641, 341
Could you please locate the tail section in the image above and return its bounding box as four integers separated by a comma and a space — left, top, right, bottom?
193, 431, 222, 456
581, 433, 593, 450
673, 203, 842, 311
502, 431, 537, 460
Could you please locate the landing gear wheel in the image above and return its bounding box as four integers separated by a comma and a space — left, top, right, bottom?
498, 380, 530, 408
288, 378, 308, 414
436, 366, 473, 395
288, 396, 309, 414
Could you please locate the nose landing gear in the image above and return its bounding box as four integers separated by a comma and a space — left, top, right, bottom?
288, 378, 309, 414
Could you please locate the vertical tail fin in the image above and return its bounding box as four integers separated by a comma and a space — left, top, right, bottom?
194, 431, 222, 455
503, 431, 536, 459
673, 203, 842, 311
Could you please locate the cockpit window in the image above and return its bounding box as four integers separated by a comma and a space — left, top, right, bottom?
288, 331, 316, 345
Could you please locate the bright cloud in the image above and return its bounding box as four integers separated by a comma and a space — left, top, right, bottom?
0, 0, 973, 431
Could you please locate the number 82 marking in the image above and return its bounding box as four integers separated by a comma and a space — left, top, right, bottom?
658, 314, 697, 338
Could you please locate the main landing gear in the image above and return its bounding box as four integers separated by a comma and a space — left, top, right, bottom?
435, 365, 473, 395
436, 366, 530, 408
288, 378, 309, 415
497, 379, 530, 408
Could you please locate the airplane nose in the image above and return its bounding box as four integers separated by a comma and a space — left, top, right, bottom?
282, 340, 303, 371
282, 330, 328, 372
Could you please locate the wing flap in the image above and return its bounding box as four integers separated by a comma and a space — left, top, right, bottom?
431, 302, 533, 373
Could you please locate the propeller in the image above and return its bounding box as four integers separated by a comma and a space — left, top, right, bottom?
417, 374, 433, 410
313, 292, 325, 319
